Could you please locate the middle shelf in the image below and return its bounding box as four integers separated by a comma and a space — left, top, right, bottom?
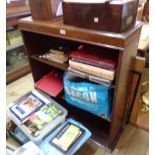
31, 54, 68, 71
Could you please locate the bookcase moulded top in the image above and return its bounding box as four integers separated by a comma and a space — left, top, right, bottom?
19, 17, 142, 51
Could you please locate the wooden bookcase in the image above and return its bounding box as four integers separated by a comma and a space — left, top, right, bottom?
19, 17, 142, 152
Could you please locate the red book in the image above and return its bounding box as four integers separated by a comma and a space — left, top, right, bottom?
70, 46, 118, 70
35, 70, 64, 97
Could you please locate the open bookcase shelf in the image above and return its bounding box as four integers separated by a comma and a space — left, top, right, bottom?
54, 97, 110, 149
31, 54, 68, 71
19, 17, 142, 152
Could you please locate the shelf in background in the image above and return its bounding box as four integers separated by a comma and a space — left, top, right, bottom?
7, 63, 30, 84
31, 54, 68, 71
7, 42, 24, 52
7, 5, 31, 27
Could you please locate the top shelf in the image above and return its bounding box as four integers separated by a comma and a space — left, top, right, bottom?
19, 17, 142, 51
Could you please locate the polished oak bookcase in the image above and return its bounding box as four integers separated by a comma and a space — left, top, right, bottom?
19, 17, 142, 152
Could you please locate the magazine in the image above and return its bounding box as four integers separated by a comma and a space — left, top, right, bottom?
50, 123, 85, 152
9, 92, 46, 122
27, 104, 63, 131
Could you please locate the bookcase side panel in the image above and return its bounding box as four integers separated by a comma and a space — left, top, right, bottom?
108, 28, 142, 148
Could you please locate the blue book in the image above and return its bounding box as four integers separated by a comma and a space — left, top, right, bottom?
9, 91, 46, 122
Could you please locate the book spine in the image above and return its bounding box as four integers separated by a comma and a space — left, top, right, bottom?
69, 60, 115, 80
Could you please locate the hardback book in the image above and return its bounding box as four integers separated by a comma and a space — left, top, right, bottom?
35, 70, 64, 97
70, 46, 118, 70
68, 67, 112, 86
9, 91, 46, 122
69, 60, 115, 80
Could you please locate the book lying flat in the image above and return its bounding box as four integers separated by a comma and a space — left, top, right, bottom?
27, 104, 63, 131
70, 46, 118, 70
68, 67, 112, 86
69, 60, 115, 80
38, 118, 91, 155
40, 50, 69, 64
35, 70, 64, 97
49, 121, 85, 153
9, 92, 46, 122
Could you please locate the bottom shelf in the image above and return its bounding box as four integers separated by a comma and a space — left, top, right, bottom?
55, 97, 111, 151
6, 63, 30, 84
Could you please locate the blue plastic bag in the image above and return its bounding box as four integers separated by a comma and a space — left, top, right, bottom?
63, 72, 113, 120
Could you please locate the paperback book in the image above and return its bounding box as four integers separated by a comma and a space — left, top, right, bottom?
24, 103, 63, 136
50, 122, 85, 152
9, 92, 46, 122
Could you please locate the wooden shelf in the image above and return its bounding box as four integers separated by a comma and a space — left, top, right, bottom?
19, 17, 142, 50
7, 42, 24, 52
7, 5, 31, 27
55, 97, 111, 150
6, 63, 30, 84
31, 54, 68, 71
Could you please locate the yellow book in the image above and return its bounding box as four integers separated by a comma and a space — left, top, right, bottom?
52, 124, 81, 151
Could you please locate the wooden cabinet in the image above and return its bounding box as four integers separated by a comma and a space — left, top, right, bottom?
6, 1, 31, 84
19, 17, 142, 152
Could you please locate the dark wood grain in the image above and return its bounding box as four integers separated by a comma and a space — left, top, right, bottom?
6, 5, 31, 27
28, 0, 62, 20
19, 17, 142, 50
31, 54, 68, 71
108, 27, 142, 149
62, 0, 139, 33
19, 18, 142, 152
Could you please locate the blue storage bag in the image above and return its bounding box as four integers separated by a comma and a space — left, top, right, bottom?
63, 72, 113, 120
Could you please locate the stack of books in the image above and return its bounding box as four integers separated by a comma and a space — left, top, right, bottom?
9, 90, 64, 138
68, 45, 118, 86
39, 45, 75, 64
39, 49, 69, 64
